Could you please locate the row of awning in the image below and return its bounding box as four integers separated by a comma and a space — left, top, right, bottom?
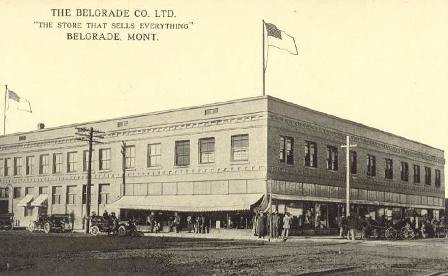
106, 194, 264, 212
17, 194, 48, 207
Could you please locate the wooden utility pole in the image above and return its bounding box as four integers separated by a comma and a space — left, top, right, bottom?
341, 135, 357, 217
121, 141, 126, 196
75, 127, 104, 234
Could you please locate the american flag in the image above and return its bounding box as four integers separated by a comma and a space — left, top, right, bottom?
265, 23, 282, 39
8, 90, 20, 102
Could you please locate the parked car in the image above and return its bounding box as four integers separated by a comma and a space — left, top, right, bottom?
0, 213, 14, 230
28, 214, 72, 233
89, 215, 141, 237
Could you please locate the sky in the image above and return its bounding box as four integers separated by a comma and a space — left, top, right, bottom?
0, 0, 447, 196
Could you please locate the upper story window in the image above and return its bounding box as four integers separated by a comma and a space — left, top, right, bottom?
199, 138, 215, 164
279, 136, 294, 165
147, 143, 161, 167
231, 135, 249, 161
424, 167, 431, 185
83, 150, 95, 172
326, 146, 338, 171
99, 148, 111, 171
26, 156, 34, 175
385, 158, 393, 179
39, 154, 49, 174
25, 187, 33, 195
0, 159, 3, 177
125, 145, 136, 169
350, 151, 357, 175
304, 141, 317, 168
204, 108, 218, 115
4, 158, 11, 176
413, 164, 420, 184
0, 188, 8, 198
13, 157, 22, 176
400, 161, 409, 182
175, 140, 190, 166
435, 169, 441, 188
367, 154, 376, 177
53, 153, 63, 174
67, 152, 77, 173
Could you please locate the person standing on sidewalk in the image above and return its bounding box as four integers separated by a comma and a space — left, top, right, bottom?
272, 211, 280, 239
347, 214, 357, 241
282, 212, 291, 241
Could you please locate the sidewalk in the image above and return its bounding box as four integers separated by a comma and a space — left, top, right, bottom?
142, 229, 343, 242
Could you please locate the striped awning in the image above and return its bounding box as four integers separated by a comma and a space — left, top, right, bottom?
17, 194, 34, 207
30, 194, 48, 207
106, 194, 264, 212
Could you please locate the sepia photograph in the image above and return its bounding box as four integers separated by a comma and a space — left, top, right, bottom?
0, 0, 447, 275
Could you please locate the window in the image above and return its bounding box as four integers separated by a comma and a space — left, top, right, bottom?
204, 108, 218, 115
4, 158, 11, 176
99, 184, 110, 204
82, 185, 93, 204
0, 188, 8, 198
66, 185, 77, 204
435, 169, 441, 188
0, 159, 3, 176
424, 167, 431, 185
367, 154, 376, 177
199, 138, 215, 164
39, 186, 48, 195
26, 156, 35, 175
83, 150, 95, 172
305, 141, 318, 168
147, 143, 161, 167
25, 187, 33, 195
53, 153, 63, 174
279, 136, 294, 165
125, 145, 136, 169
24, 207, 33, 217
400, 161, 409, 182
39, 154, 49, 174
14, 157, 22, 176
175, 140, 190, 166
413, 165, 420, 184
350, 151, 357, 174
326, 146, 338, 171
99, 148, 111, 170
231, 135, 249, 161
13, 187, 21, 198
52, 186, 63, 204
67, 152, 77, 172
385, 159, 393, 179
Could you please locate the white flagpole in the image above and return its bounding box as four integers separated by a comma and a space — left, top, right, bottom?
262, 19, 266, 96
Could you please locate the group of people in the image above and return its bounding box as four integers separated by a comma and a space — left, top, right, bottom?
252, 211, 292, 241
186, 215, 210, 233
337, 213, 447, 240
145, 212, 210, 234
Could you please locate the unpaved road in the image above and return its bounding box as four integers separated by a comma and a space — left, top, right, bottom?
0, 231, 447, 275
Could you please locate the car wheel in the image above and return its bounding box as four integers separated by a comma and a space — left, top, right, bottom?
118, 225, 127, 237
44, 222, 51, 234
28, 222, 36, 232
90, 225, 100, 236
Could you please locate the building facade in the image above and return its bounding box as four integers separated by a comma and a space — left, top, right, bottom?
0, 96, 444, 232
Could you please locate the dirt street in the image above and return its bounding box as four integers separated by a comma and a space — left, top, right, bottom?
0, 231, 447, 275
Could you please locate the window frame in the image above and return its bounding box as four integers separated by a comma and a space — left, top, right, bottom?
400, 161, 409, 182
279, 136, 294, 165
147, 143, 161, 167
52, 153, 63, 174
367, 154, 376, 177
231, 134, 249, 162
385, 158, 393, 180
26, 156, 35, 175
304, 141, 318, 168
175, 140, 190, 166
199, 138, 215, 164
99, 148, 111, 171
326, 145, 338, 171
67, 152, 77, 173
39, 154, 49, 174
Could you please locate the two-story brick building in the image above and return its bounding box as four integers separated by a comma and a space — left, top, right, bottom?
0, 96, 444, 232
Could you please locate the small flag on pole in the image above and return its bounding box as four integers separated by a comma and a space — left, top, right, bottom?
265, 22, 298, 55
7, 89, 32, 113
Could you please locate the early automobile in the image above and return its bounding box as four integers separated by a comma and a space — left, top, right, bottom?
0, 213, 14, 230
28, 214, 73, 233
89, 215, 140, 237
